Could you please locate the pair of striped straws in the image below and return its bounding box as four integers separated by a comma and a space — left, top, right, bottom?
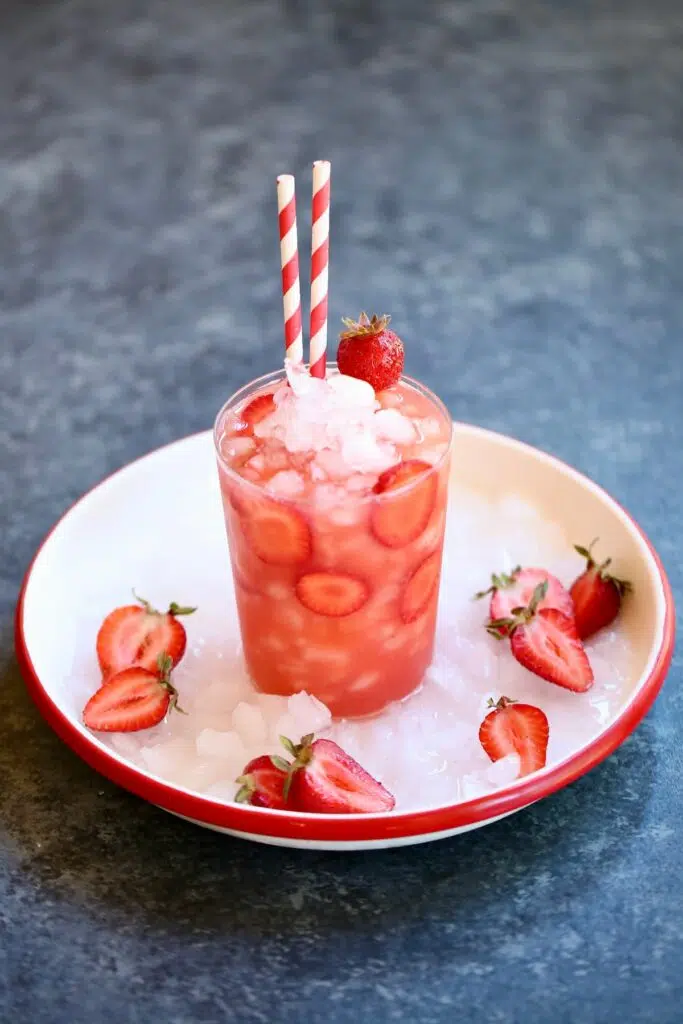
276, 160, 331, 379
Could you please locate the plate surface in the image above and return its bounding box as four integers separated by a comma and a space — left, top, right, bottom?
15, 425, 675, 850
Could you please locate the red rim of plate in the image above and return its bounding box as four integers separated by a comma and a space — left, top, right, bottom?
14, 427, 676, 843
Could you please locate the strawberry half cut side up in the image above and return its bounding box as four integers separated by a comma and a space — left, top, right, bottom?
570, 539, 633, 640
474, 566, 574, 635
235, 754, 290, 810
83, 653, 183, 733
280, 735, 396, 814
96, 592, 196, 679
479, 696, 549, 778
487, 581, 594, 693
336, 313, 405, 392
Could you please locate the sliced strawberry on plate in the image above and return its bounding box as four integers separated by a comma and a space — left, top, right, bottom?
371, 459, 436, 548
487, 582, 594, 692
242, 498, 311, 565
96, 593, 196, 679
570, 539, 632, 639
401, 550, 442, 623
231, 393, 276, 434
479, 696, 549, 777
83, 654, 181, 732
475, 566, 574, 635
282, 735, 396, 814
336, 312, 405, 391
235, 754, 289, 810
296, 571, 369, 617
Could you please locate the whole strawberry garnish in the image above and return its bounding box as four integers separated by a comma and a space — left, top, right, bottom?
475, 566, 574, 635
479, 696, 549, 778
281, 734, 395, 814
235, 755, 289, 810
570, 540, 632, 639
83, 653, 183, 732
487, 581, 594, 693
336, 313, 404, 392
96, 592, 196, 679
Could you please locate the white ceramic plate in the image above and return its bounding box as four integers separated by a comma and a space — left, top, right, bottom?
16, 425, 675, 850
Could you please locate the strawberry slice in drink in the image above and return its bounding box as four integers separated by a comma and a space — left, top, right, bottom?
475, 566, 574, 636
488, 582, 594, 693
241, 497, 311, 565
295, 571, 369, 617
96, 593, 196, 680
401, 550, 442, 623
83, 654, 181, 733
371, 459, 436, 548
479, 697, 549, 778
230, 393, 277, 435
282, 735, 396, 814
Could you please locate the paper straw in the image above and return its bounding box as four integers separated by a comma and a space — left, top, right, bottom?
308, 160, 331, 378
277, 174, 304, 365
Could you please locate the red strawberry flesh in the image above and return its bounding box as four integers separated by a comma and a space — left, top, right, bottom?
241, 498, 311, 565
479, 697, 549, 777
286, 737, 395, 814
401, 551, 441, 623
83, 659, 178, 733
96, 595, 195, 679
296, 572, 369, 617
511, 607, 594, 692
229, 392, 276, 435
372, 459, 436, 548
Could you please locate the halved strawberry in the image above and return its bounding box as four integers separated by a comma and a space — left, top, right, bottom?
401, 551, 442, 623
479, 697, 549, 777
282, 735, 395, 814
488, 582, 594, 692
235, 754, 289, 810
475, 566, 574, 635
296, 571, 369, 617
371, 459, 436, 548
96, 593, 196, 679
242, 498, 311, 565
570, 540, 632, 639
232, 393, 276, 434
83, 654, 181, 732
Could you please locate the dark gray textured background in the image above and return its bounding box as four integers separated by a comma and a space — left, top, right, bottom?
1, 1, 681, 1021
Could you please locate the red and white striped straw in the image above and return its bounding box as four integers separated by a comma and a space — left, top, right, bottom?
308, 160, 331, 378
276, 174, 304, 365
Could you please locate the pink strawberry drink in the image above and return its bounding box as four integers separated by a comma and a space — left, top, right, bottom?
214, 362, 453, 718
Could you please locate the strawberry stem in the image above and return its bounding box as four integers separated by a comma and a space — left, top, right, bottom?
485, 580, 548, 637
155, 652, 185, 714
486, 696, 517, 710
168, 602, 197, 616
131, 590, 196, 616
473, 567, 521, 600
339, 312, 391, 340
235, 774, 256, 804
132, 589, 158, 615
574, 540, 632, 593
280, 733, 316, 800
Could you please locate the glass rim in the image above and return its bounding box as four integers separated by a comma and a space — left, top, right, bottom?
212, 363, 454, 507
